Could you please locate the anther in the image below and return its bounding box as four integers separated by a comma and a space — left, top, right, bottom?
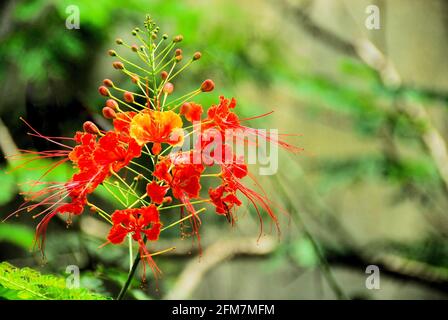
175, 49, 182, 56
116, 38, 123, 45
160, 71, 168, 80
108, 50, 117, 57
131, 44, 138, 52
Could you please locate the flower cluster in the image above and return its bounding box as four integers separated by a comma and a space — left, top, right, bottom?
6, 16, 300, 281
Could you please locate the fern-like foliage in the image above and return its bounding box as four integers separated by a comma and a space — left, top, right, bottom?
0, 262, 109, 300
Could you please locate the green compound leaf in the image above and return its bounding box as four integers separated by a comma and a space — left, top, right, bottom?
0, 262, 109, 300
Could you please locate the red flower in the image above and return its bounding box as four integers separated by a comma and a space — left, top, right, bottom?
107, 205, 162, 278
94, 131, 142, 172
108, 205, 162, 243
202, 96, 302, 154
180, 102, 203, 122
209, 185, 242, 218
153, 154, 205, 240
202, 96, 239, 131
24, 128, 142, 252
113, 111, 137, 142
194, 130, 233, 166
154, 154, 204, 204
208, 155, 246, 219
146, 181, 169, 204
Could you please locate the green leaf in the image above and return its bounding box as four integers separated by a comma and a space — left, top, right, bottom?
0, 285, 21, 300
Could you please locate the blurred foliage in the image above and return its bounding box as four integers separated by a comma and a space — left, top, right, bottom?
315, 155, 440, 193
0, 167, 15, 205
0, 224, 34, 249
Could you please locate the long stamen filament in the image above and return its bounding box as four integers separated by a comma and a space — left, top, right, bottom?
161, 208, 207, 231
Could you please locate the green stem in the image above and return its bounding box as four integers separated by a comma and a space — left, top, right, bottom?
117, 237, 146, 300
273, 175, 349, 300
301, 225, 348, 300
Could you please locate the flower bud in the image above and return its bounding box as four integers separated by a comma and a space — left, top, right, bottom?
173, 35, 183, 43
163, 82, 174, 95
124, 91, 134, 103
200, 79, 215, 92
131, 75, 139, 84
108, 50, 117, 57
131, 44, 138, 52
103, 79, 113, 87
160, 71, 168, 80
105, 99, 118, 110
193, 51, 202, 61
113, 61, 124, 70
180, 102, 191, 114
175, 55, 183, 62
98, 86, 110, 97
175, 48, 182, 56
83, 121, 100, 134
102, 107, 116, 119
162, 34, 168, 40
115, 38, 123, 45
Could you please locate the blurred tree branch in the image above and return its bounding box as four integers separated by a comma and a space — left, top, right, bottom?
0, 116, 19, 158
164, 236, 277, 300
290, 2, 448, 197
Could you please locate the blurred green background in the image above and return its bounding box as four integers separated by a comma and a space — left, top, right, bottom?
1, 0, 448, 300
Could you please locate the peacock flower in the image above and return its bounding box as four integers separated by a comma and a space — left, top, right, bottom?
6, 15, 300, 293
107, 205, 162, 278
